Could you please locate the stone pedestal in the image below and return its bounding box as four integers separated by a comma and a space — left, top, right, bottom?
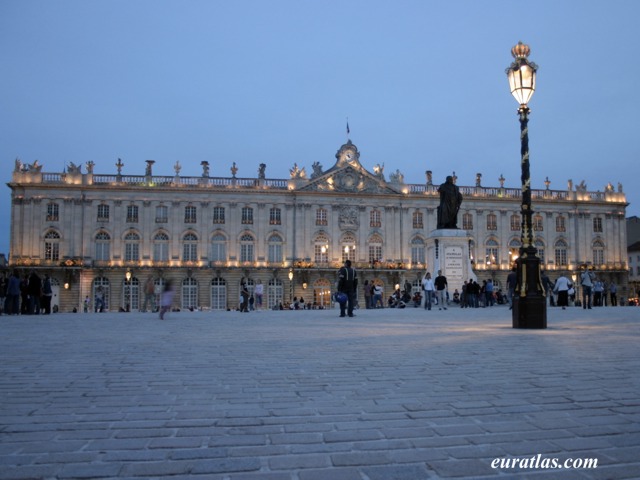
426, 229, 476, 293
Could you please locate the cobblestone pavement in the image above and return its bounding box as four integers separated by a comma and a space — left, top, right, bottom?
1, 305, 639, 479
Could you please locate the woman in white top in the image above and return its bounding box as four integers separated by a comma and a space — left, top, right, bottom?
421, 272, 435, 311
553, 275, 571, 310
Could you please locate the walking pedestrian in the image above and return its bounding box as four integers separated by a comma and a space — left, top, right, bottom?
159, 280, 174, 320
337, 259, 358, 317
434, 270, 448, 310
421, 272, 435, 310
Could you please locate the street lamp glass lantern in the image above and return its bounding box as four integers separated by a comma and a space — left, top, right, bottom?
506, 41, 538, 106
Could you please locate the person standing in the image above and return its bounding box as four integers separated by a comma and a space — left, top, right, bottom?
553, 274, 572, 310
28, 271, 42, 315
254, 279, 264, 310
41, 274, 53, 314
580, 268, 595, 309
239, 279, 250, 313
421, 272, 435, 310
0, 273, 7, 315
363, 280, 371, 309
159, 280, 175, 320
337, 259, 358, 317
485, 279, 494, 307
95, 286, 105, 313
506, 267, 517, 310
6, 270, 21, 315
610, 282, 618, 306
372, 283, 383, 308
142, 276, 156, 312
434, 270, 448, 310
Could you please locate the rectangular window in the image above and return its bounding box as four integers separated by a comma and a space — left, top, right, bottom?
241, 207, 253, 225
593, 249, 604, 265
533, 215, 544, 231
155, 205, 168, 223
125, 243, 139, 262
183, 243, 198, 262
368, 246, 382, 264
127, 205, 138, 223
213, 206, 225, 224
268, 243, 282, 263
556, 216, 566, 232
316, 208, 328, 226
269, 207, 281, 225
463, 213, 473, 230
314, 245, 328, 263
593, 217, 603, 233
510, 215, 520, 231
240, 243, 254, 262
555, 248, 567, 266
46, 203, 59, 222
184, 206, 197, 223
45, 242, 59, 261
97, 204, 110, 222
411, 246, 425, 264
370, 210, 381, 228
486, 214, 497, 231
412, 212, 423, 229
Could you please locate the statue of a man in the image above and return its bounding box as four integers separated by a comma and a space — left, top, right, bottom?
437, 175, 463, 229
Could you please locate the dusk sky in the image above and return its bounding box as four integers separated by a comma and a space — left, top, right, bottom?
1, 0, 638, 256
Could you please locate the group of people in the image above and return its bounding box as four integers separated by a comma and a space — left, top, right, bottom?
0, 269, 54, 315
551, 269, 618, 310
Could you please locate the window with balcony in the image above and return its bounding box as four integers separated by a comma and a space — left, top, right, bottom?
370, 209, 381, 228
184, 205, 197, 224
44, 230, 60, 261
593, 217, 603, 233
533, 214, 544, 231
124, 232, 140, 261
153, 232, 169, 262
269, 207, 282, 225
412, 211, 423, 229
315, 208, 328, 226
510, 214, 520, 231
95, 231, 111, 262
267, 233, 283, 263
554, 239, 568, 266
463, 213, 473, 230
240, 233, 255, 262
127, 205, 139, 223
46, 202, 59, 222
212, 206, 225, 224
211, 234, 227, 263
97, 204, 110, 222
183, 233, 198, 262
155, 205, 168, 223
556, 215, 566, 232
486, 213, 497, 231
241, 207, 253, 225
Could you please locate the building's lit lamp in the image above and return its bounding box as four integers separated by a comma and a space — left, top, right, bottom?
64, 282, 70, 290
125, 270, 132, 282
302, 282, 308, 289
288, 269, 293, 281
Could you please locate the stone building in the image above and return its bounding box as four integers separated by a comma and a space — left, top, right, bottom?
7, 141, 629, 312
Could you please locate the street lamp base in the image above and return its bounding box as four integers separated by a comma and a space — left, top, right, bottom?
512, 295, 547, 328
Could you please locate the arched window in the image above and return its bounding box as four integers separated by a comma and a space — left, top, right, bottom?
95, 231, 111, 262
211, 233, 227, 263
122, 276, 140, 311
411, 237, 425, 265
182, 277, 198, 310
93, 277, 110, 312
314, 233, 330, 264
124, 232, 140, 262
592, 239, 605, 266
44, 231, 60, 261
368, 234, 383, 264
508, 238, 521, 265
211, 277, 227, 310
267, 278, 283, 309
240, 233, 255, 263
153, 232, 170, 262
267, 233, 283, 264
554, 239, 568, 266
485, 238, 499, 266
313, 278, 332, 308
341, 233, 357, 262
183, 232, 198, 262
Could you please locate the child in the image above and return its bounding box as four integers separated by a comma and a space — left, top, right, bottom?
159, 281, 174, 320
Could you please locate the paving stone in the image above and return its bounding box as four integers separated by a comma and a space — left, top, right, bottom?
0, 308, 638, 479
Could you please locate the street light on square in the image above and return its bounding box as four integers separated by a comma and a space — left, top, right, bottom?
506, 42, 547, 328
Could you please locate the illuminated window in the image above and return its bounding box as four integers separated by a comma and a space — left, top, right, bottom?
485, 238, 499, 265
44, 230, 60, 261
342, 233, 357, 262
592, 240, 604, 265
368, 234, 383, 264
535, 238, 545, 263
211, 234, 227, 263
314, 233, 330, 263
411, 237, 425, 265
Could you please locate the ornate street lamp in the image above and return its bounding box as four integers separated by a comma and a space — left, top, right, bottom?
506, 42, 547, 328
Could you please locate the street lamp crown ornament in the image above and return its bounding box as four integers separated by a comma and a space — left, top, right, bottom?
506, 41, 538, 107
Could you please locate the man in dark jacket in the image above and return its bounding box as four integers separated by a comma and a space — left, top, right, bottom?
337, 260, 358, 318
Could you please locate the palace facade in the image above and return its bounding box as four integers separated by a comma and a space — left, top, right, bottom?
7, 141, 629, 312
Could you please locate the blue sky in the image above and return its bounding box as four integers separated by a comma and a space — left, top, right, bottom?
1, 0, 638, 255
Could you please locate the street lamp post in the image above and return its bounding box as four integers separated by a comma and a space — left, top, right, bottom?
125, 270, 132, 312
506, 42, 547, 328
288, 268, 294, 303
